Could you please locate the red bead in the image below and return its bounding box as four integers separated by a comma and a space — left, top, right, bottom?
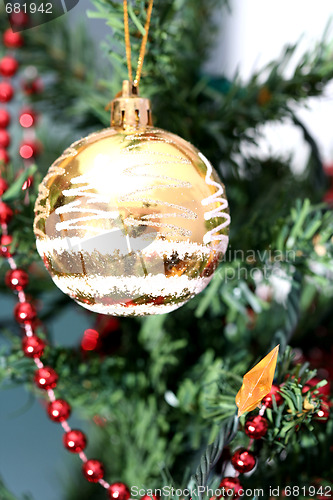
19, 141, 40, 159
14, 302, 37, 324
47, 399, 71, 422
19, 109, 37, 128
0, 202, 13, 224
81, 329, 100, 351
244, 415, 268, 439
5, 269, 29, 290
0, 130, 10, 148
231, 448, 256, 473
108, 483, 131, 500
219, 477, 243, 499
0, 56, 19, 78
0, 148, 10, 165
302, 377, 330, 397
0, 109, 10, 128
63, 430, 87, 453
3, 29, 24, 49
10, 11, 30, 27
262, 385, 283, 408
0, 177, 8, 195
22, 335, 45, 358
34, 366, 58, 390
0, 234, 13, 257
315, 402, 330, 422
82, 459, 105, 483
22, 176, 34, 190
22, 78, 43, 95
0, 82, 14, 103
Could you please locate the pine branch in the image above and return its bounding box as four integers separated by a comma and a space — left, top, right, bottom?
190, 415, 238, 500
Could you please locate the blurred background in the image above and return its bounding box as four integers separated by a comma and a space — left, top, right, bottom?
1, 0, 333, 498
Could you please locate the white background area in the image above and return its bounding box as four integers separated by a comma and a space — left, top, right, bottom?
205, 0, 333, 171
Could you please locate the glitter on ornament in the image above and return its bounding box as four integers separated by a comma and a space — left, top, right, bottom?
34, 81, 230, 317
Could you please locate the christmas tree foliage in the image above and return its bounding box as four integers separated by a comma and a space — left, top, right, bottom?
0, 1, 333, 499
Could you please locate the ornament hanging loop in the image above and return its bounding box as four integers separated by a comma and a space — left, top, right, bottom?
109, 80, 153, 130
123, 0, 154, 88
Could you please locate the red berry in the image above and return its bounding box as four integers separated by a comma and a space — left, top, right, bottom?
108, 482, 131, 500
141, 496, 159, 500
6, 269, 29, 290
0, 56, 19, 78
0, 234, 13, 257
0, 82, 14, 103
0, 177, 8, 195
0, 130, 10, 148
231, 448, 256, 473
244, 415, 268, 439
22, 335, 45, 358
0, 109, 10, 128
82, 459, 105, 483
47, 399, 71, 422
19, 141, 40, 159
219, 477, 243, 499
22, 176, 34, 190
0, 148, 10, 165
63, 430, 87, 453
14, 302, 37, 323
34, 367, 58, 390
262, 385, 283, 408
3, 29, 24, 49
19, 109, 37, 128
0, 202, 13, 224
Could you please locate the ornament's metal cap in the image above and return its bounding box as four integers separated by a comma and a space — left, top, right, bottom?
108, 80, 153, 130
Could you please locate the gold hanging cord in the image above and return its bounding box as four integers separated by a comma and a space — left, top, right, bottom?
123, 0, 154, 89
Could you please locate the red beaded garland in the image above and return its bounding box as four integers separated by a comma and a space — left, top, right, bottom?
0, 177, 8, 195
0, 201, 13, 224
0, 109, 10, 128
82, 459, 105, 483
108, 482, 131, 500
22, 335, 45, 358
219, 477, 243, 499
5, 269, 29, 290
0, 234, 13, 257
34, 366, 58, 390
0, 82, 14, 103
0, 56, 19, 78
3, 29, 24, 48
231, 448, 256, 473
0, 129, 10, 148
0, 148, 10, 165
262, 384, 283, 408
63, 430, 87, 453
244, 415, 268, 439
14, 301, 37, 323
47, 399, 71, 422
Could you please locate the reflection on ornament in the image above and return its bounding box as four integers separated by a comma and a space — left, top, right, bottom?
34, 82, 230, 316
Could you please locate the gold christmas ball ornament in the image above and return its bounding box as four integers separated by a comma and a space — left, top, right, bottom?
34, 81, 230, 316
